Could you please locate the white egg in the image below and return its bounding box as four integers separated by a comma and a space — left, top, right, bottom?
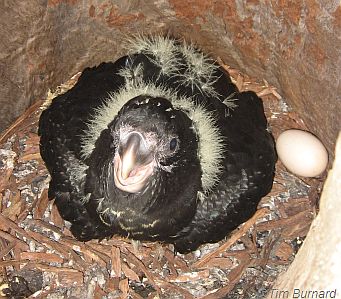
276, 129, 328, 177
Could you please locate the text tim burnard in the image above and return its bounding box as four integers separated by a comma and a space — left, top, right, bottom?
270, 288, 337, 299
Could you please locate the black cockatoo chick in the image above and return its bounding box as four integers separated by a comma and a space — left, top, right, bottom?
39, 35, 276, 253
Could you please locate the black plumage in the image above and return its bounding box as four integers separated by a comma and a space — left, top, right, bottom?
39, 36, 276, 253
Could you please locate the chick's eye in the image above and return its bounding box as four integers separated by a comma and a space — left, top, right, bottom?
169, 138, 178, 151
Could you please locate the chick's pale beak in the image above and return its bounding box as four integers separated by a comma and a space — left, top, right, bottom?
120, 133, 140, 180
114, 132, 155, 193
